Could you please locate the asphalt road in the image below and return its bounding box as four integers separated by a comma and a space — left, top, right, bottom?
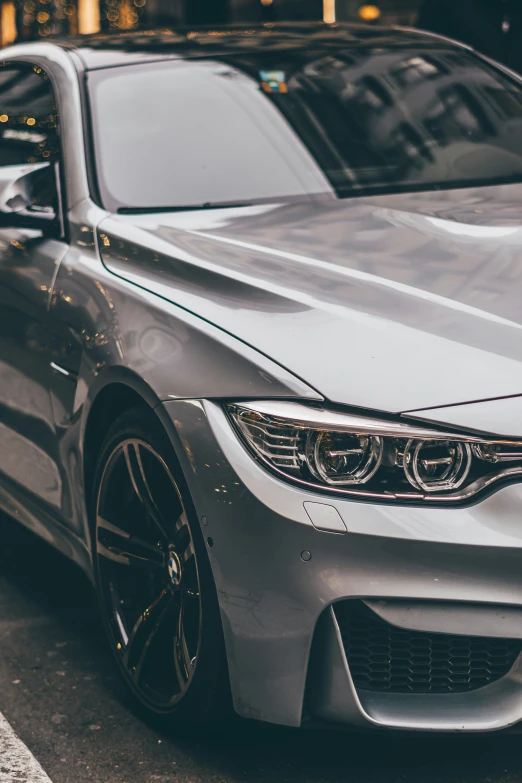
2, 513, 522, 783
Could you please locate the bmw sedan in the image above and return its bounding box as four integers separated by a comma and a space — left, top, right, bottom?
4, 23, 522, 734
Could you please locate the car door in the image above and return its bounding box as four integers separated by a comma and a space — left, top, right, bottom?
0, 61, 69, 516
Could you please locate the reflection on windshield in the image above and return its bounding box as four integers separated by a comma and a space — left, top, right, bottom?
88, 45, 522, 212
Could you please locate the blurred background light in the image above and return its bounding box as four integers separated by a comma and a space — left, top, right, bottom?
78, 0, 100, 32
323, 0, 335, 23
1, 1, 16, 43
358, 4, 381, 21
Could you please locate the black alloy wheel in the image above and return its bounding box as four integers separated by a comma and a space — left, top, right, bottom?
92, 406, 229, 728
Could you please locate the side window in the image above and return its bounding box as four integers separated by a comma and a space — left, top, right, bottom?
0, 62, 61, 213
0, 62, 60, 168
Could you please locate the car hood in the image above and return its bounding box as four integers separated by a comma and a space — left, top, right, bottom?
99, 182, 522, 413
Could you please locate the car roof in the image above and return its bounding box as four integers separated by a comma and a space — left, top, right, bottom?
40, 22, 459, 70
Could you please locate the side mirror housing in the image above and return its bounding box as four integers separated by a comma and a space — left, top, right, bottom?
0, 162, 60, 234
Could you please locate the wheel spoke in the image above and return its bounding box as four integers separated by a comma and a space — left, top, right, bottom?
97, 516, 165, 569
174, 514, 195, 562
97, 542, 164, 569
123, 588, 175, 683
181, 536, 195, 565
124, 443, 171, 541
173, 593, 193, 694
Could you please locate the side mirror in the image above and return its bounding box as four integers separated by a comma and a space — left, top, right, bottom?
0, 162, 60, 234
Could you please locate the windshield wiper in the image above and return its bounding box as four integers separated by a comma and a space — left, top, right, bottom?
117, 202, 253, 214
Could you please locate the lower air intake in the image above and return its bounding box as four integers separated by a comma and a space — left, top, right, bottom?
334, 601, 522, 694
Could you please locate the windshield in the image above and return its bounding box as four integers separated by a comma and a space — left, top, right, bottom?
87, 45, 522, 212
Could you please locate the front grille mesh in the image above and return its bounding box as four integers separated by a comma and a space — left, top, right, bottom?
334, 601, 522, 694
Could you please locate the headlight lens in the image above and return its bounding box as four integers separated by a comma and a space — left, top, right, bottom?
306, 431, 383, 485
226, 401, 522, 503
403, 439, 471, 493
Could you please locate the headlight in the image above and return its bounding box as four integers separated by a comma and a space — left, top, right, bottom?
226, 401, 522, 504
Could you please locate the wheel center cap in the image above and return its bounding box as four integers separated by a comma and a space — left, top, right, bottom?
167, 550, 182, 587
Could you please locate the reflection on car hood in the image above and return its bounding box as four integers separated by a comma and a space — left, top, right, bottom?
99, 182, 522, 413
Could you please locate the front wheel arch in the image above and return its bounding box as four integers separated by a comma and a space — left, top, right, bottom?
82, 375, 181, 524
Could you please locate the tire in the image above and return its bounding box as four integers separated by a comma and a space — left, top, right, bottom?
90, 404, 231, 732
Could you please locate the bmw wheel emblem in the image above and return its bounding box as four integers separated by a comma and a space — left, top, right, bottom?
168, 550, 182, 586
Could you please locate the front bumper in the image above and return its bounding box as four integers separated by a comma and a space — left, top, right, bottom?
162, 399, 522, 732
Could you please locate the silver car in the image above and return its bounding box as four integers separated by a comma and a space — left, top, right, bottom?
3, 23, 522, 734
